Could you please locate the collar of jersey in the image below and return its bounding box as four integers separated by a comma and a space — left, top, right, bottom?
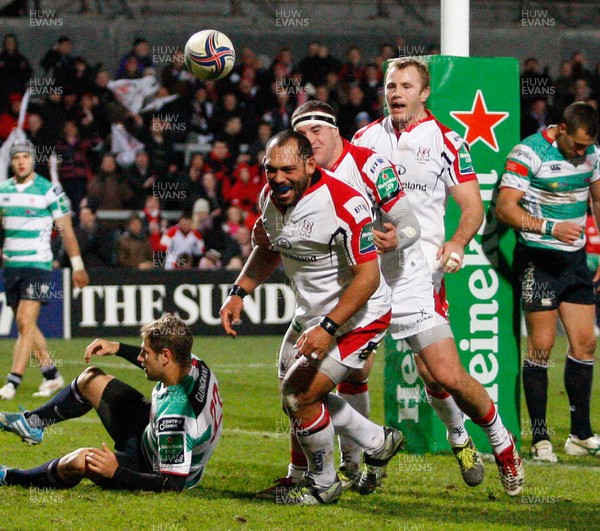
388, 110, 434, 137
269, 169, 325, 213
329, 139, 352, 173
12, 176, 35, 191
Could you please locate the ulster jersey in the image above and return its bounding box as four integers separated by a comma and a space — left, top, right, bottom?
353, 113, 477, 270
500, 128, 599, 252
328, 141, 435, 328
260, 171, 391, 333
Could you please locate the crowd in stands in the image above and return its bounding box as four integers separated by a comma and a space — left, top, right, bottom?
0, 31, 599, 269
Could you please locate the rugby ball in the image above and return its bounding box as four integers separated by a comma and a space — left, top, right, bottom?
184, 30, 235, 81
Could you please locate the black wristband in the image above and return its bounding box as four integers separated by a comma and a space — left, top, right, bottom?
319, 316, 340, 336
228, 284, 248, 299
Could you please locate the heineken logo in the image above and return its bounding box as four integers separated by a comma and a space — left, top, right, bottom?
450, 89, 509, 152
359, 223, 375, 254
376, 167, 400, 200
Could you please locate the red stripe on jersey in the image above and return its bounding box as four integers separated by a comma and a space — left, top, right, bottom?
352, 116, 385, 142
433, 280, 449, 320
435, 118, 477, 184
541, 128, 553, 144
338, 381, 368, 394
505, 160, 529, 177
336, 311, 391, 360
160, 470, 189, 476
323, 175, 378, 264
402, 110, 435, 133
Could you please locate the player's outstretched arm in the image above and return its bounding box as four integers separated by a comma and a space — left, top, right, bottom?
439, 180, 484, 272
220, 245, 282, 337
84, 338, 120, 363
57, 213, 90, 288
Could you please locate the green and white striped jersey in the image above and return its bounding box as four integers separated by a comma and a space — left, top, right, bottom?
500, 128, 600, 251
0, 174, 70, 269
141, 355, 222, 489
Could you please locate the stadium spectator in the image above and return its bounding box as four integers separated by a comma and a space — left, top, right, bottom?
0, 140, 89, 401
117, 214, 153, 269
126, 151, 156, 209
231, 225, 252, 265
39, 36, 75, 90
26, 112, 54, 180
338, 46, 365, 89
222, 206, 244, 237
0, 93, 29, 141
141, 116, 175, 176
219, 116, 246, 159
115, 37, 154, 80
248, 120, 272, 159
553, 60, 575, 116
0, 34, 32, 106
262, 90, 293, 133
199, 171, 225, 222
337, 84, 369, 139
88, 153, 133, 210
189, 85, 215, 142
353, 58, 524, 495
520, 57, 552, 112
159, 213, 204, 270
361, 63, 383, 115
67, 206, 116, 267
497, 102, 600, 462
205, 140, 233, 182
160, 48, 194, 95
571, 51, 593, 83
198, 249, 223, 269
572, 78, 597, 108
521, 98, 551, 139
220, 130, 402, 505
225, 162, 263, 214
0, 315, 222, 492
55, 119, 101, 214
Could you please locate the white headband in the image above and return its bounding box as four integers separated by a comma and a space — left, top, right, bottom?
292, 110, 337, 130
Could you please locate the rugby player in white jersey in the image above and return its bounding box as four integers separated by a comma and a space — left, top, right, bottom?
0, 140, 89, 400
352, 58, 524, 496
254, 101, 485, 495
220, 131, 403, 504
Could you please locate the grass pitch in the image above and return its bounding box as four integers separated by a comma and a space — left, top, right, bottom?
0, 335, 599, 530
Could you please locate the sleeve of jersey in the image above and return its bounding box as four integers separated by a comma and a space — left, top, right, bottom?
160, 226, 177, 248
442, 132, 477, 186
361, 153, 405, 213
111, 466, 187, 492
591, 149, 600, 183
46, 184, 71, 219
500, 144, 534, 192
333, 191, 377, 265
156, 416, 192, 479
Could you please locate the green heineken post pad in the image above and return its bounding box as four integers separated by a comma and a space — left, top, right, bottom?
383, 55, 521, 454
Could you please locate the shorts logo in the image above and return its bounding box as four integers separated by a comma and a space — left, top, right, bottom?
550, 164, 561, 171
300, 220, 314, 238
359, 223, 376, 254
376, 167, 400, 200
276, 238, 292, 249
358, 341, 378, 360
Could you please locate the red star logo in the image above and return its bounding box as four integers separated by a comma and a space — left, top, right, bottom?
450, 90, 509, 152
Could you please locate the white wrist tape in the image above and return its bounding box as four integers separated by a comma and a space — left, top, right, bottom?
70, 255, 85, 271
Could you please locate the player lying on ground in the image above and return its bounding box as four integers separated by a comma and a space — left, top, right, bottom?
0, 314, 222, 492
220, 131, 403, 505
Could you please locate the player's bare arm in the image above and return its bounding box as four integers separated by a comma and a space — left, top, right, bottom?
251, 217, 273, 249
295, 259, 381, 360
57, 213, 90, 288
496, 186, 583, 244
440, 180, 484, 272
219, 245, 282, 337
